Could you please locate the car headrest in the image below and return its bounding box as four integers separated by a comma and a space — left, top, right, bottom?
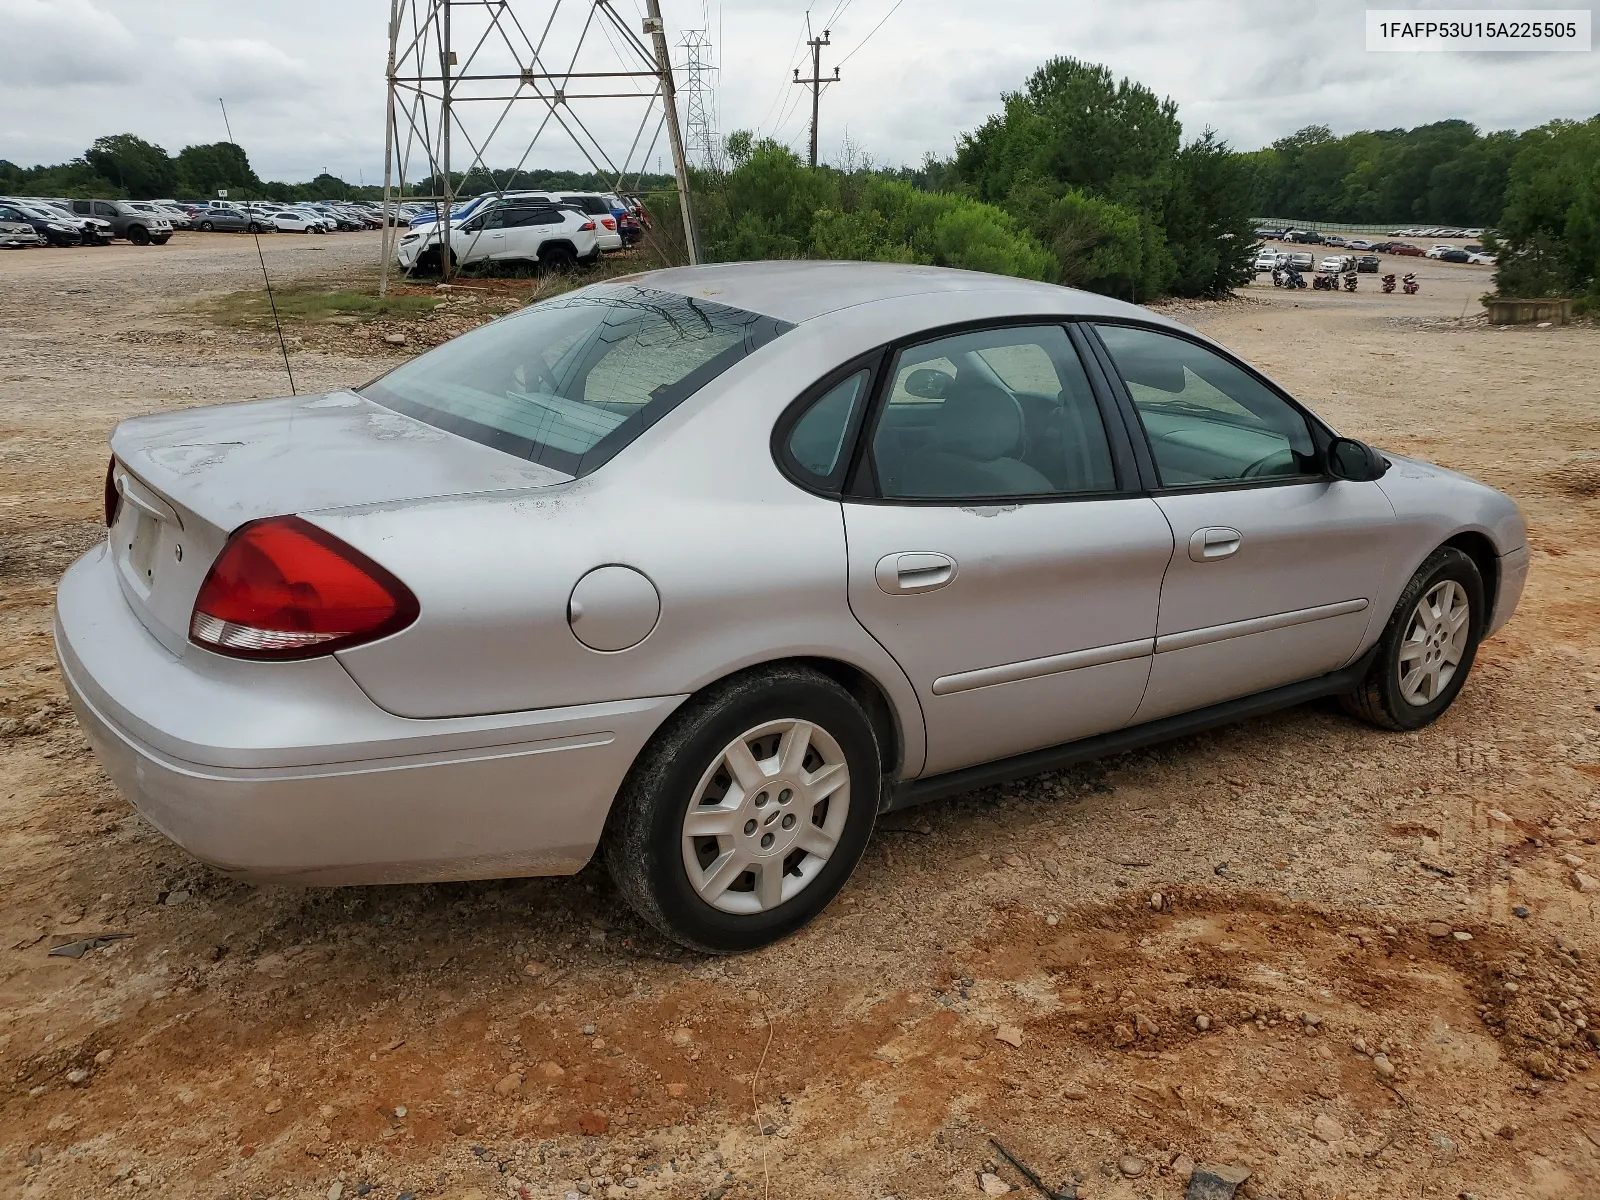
932, 375, 1023, 462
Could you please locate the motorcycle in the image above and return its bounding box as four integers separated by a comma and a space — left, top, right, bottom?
1343, 270, 1358, 292
1381, 273, 1397, 294
1402, 273, 1419, 295
1312, 272, 1337, 290
1273, 266, 1307, 289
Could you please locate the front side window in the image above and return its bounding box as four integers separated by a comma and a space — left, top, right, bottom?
1095, 324, 1316, 487
869, 325, 1116, 500
362, 285, 790, 476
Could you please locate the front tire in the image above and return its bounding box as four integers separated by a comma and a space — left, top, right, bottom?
127, 225, 150, 246
603, 665, 881, 953
1342, 546, 1484, 731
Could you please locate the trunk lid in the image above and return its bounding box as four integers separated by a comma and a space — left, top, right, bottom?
107, 390, 569, 651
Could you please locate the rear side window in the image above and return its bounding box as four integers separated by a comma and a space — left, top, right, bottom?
362, 285, 791, 476
783, 371, 870, 486
870, 325, 1116, 500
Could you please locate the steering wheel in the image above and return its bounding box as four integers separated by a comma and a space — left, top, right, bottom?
1241, 448, 1296, 478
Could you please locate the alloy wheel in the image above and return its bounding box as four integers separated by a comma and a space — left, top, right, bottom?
1398, 579, 1470, 705
680, 718, 851, 915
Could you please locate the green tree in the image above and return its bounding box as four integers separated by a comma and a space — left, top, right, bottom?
84, 134, 177, 198
1494, 116, 1600, 303
955, 57, 1181, 209
175, 141, 260, 197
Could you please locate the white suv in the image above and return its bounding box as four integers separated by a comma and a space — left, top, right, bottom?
396, 201, 599, 274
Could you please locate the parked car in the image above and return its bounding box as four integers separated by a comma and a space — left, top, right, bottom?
1435, 249, 1471, 264
0, 202, 81, 246
1253, 249, 1285, 272
192, 207, 252, 233
142, 203, 192, 230
33, 202, 113, 244
272, 211, 326, 234
396, 201, 599, 274
1288, 251, 1315, 271
69, 199, 172, 244
1317, 256, 1349, 274
1467, 252, 1495, 265
1285, 229, 1324, 244
55, 262, 1530, 952
1346, 239, 1374, 251
1253, 227, 1283, 240
554, 192, 625, 252
0, 214, 43, 248
1387, 243, 1424, 257
1321, 235, 1347, 248
1356, 255, 1380, 273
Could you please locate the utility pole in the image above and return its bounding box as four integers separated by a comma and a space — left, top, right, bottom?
439, 0, 454, 282
645, 0, 701, 264
792, 30, 837, 168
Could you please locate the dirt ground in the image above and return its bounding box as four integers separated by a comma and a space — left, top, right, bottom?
1, 233, 1597, 1200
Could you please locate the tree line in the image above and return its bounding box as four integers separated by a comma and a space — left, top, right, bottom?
9, 60, 1595, 305
0, 133, 385, 202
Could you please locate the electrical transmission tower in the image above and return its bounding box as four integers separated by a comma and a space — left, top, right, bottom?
678, 29, 718, 171
380, 0, 700, 291
792, 30, 838, 168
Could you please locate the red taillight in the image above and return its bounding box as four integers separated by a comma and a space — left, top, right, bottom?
189, 516, 418, 660
601, 217, 616, 230
104, 457, 121, 527
579, 220, 595, 231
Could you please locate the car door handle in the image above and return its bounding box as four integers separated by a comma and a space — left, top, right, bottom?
875, 551, 957, 595
1188, 527, 1242, 562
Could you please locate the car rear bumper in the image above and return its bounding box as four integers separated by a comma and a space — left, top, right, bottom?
54, 545, 682, 885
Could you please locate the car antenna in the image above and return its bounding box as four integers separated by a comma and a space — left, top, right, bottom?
219, 97, 296, 396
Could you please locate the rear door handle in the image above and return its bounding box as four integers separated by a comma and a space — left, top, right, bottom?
1188, 527, 1242, 562
875, 551, 957, 595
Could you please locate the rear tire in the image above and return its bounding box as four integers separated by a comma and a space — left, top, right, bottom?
538, 244, 577, 275
603, 665, 881, 953
198, 220, 215, 233
1341, 546, 1484, 731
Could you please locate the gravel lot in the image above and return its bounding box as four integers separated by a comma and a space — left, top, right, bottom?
2, 234, 1598, 1200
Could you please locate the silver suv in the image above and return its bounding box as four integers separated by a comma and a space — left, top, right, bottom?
69, 199, 172, 245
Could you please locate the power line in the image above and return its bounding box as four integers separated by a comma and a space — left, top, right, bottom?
836, 0, 904, 67
756, 8, 813, 137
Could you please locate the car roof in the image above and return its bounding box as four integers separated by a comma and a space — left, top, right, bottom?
633, 260, 1157, 325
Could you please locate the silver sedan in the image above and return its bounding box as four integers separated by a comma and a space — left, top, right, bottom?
55, 262, 1527, 952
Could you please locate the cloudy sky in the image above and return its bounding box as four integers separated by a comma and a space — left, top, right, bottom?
2, 0, 1596, 183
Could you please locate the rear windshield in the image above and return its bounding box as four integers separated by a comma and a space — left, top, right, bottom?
559, 195, 610, 215
361, 285, 790, 476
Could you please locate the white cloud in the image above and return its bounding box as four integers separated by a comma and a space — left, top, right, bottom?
170, 36, 313, 102
0, 0, 139, 85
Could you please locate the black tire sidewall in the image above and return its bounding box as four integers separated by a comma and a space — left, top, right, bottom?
612, 671, 880, 953
1372, 549, 1485, 729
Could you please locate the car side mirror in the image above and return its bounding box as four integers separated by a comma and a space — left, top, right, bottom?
903, 368, 953, 399
1326, 437, 1389, 482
